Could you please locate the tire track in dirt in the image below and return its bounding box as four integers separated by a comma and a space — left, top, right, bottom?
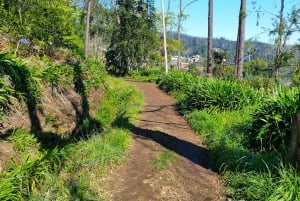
105, 81, 225, 201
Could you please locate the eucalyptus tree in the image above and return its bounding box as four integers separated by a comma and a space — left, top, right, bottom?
235, 0, 246, 78
253, 0, 300, 82
105, 0, 159, 75
207, 0, 213, 77
177, 0, 198, 68
85, 0, 92, 57
272, 0, 299, 82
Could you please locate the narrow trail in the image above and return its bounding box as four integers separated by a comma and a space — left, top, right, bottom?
105, 81, 225, 201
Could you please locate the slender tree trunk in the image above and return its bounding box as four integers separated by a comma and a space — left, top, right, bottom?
161, 0, 168, 74
177, 0, 182, 69
207, 0, 213, 77
235, 0, 246, 79
274, 0, 284, 82
85, 0, 92, 57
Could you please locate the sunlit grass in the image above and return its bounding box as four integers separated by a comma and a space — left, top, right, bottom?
152, 150, 178, 170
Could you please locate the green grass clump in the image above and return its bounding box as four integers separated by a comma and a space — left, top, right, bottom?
268, 164, 300, 201
9, 128, 38, 153
159, 70, 261, 112
128, 68, 164, 83
68, 129, 131, 172
96, 78, 143, 128
152, 150, 177, 170
224, 171, 274, 201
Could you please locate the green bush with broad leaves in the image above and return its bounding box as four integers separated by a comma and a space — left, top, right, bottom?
247, 87, 300, 152
0, 53, 43, 105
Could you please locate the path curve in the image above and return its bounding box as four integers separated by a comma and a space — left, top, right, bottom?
105, 81, 225, 201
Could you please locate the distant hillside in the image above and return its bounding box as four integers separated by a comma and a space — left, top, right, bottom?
169, 33, 276, 63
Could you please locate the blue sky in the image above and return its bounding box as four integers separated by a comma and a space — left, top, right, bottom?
155, 0, 300, 44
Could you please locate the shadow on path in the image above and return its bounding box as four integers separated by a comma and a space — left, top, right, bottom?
131, 126, 211, 169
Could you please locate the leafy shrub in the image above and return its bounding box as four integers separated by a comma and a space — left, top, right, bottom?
0, 53, 42, 105
82, 58, 106, 92
0, 78, 15, 106
42, 61, 74, 91
241, 76, 277, 91
129, 68, 164, 82
158, 70, 197, 93
247, 87, 300, 152
9, 128, 38, 153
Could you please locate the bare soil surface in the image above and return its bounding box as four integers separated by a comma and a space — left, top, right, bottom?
105, 81, 225, 201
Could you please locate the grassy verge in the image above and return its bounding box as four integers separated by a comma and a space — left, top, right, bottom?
158, 70, 300, 201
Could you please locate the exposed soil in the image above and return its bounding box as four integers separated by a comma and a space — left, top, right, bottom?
105, 81, 225, 201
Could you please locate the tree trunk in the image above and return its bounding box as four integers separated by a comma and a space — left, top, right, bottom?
290, 96, 300, 163
207, 0, 213, 77
235, 0, 246, 79
161, 0, 168, 74
274, 0, 284, 82
85, 0, 92, 57
177, 0, 182, 69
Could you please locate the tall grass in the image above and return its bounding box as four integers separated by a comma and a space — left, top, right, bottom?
158, 70, 261, 112
96, 77, 143, 128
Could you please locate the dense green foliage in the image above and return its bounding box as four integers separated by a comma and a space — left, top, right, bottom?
0, 0, 82, 55
159, 71, 300, 200
158, 70, 261, 112
105, 0, 160, 75
248, 87, 299, 152
0, 53, 42, 105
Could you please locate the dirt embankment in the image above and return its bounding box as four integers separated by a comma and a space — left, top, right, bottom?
0, 86, 103, 172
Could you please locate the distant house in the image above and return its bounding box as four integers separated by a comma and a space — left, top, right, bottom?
190, 55, 201, 63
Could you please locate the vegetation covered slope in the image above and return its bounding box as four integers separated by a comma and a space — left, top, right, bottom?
0, 53, 143, 200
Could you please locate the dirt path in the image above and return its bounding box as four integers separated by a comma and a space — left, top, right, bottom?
105, 81, 225, 201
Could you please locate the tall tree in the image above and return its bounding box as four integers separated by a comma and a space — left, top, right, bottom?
85, 0, 92, 57
177, 0, 197, 69
235, 0, 246, 78
105, 0, 159, 75
207, 0, 213, 76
